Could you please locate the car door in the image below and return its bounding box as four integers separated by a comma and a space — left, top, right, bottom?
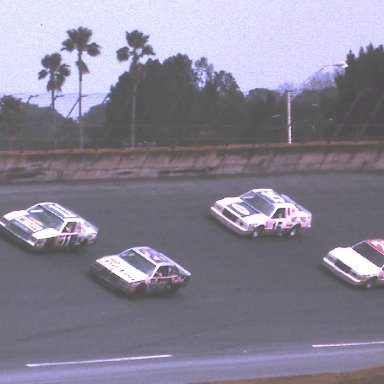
150, 266, 172, 292
266, 207, 286, 232
56, 221, 78, 248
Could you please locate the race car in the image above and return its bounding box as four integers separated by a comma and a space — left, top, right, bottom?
322, 239, 384, 289
210, 188, 312, 238
90, 246, 191, 296
0, 202, 98, 251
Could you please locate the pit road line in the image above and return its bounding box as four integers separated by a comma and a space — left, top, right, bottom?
313, 341, 384, 348
26, 354, 172, 368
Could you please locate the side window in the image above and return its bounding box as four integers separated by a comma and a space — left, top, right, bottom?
63, 222, 76, 233
155, 266, 169, 277
169, 266, 179, 276
272, 208, 285, 219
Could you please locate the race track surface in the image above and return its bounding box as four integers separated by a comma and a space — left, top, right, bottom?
1, 173, 384, 384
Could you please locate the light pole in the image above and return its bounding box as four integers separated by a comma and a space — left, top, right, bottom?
286, 61, 348, 144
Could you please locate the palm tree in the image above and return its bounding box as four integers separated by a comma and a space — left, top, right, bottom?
62, 27, 101, 148
117, 30, 155, 147
38, 53, 70, 147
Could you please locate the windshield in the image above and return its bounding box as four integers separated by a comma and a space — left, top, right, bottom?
27, 205, 63, 231
119, 249, 156, 276
352, 242, 384, 267
240, 191, 275, 217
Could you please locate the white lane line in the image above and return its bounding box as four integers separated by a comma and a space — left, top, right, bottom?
313, 341, 384, 348
26, 354, 172, 368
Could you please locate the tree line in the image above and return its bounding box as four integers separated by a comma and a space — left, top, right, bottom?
1, 26, 384, 150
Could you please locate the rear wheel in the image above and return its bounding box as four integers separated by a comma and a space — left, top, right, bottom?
251, 226, 264, 238
287, 225, 301, 238
364, 278, 376, 289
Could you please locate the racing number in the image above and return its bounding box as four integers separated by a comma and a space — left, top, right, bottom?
57, 235, 72, 247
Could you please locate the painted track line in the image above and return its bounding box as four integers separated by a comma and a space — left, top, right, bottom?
313, 341, 384, 348
26, 354, 172, 368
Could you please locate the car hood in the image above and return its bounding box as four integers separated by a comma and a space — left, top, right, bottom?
330, 247, 382, 275
97, 255, 148, 283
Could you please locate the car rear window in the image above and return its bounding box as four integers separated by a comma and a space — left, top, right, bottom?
240, 192, 275, 216
352, 242, 384, 267
27, 206, 63, 231
119, 249, 156, 276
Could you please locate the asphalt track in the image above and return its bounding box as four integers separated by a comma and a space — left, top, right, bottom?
1, 172, 384, 384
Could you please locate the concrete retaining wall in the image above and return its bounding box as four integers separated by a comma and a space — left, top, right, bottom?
0, 141, 383, 182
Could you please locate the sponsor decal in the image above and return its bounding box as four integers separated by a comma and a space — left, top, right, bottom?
231, 203, 250, 216
16, 216, 43, 232
47, 204, 75, 218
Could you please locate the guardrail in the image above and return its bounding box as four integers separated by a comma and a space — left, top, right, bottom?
0, 141, 383, 182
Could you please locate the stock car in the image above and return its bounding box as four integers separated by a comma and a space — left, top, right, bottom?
0, 202, 98, 251
90, 246, 191, 296
322, 239, 384, 289
210, 188, 312, 238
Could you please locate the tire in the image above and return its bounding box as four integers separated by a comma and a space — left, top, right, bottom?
34, 239, 48, 251
287, 225, 301, 238
277, 226, 285, 237
364, 278, 376, 289
251, 226, 264, 238
69, 239, 88, 253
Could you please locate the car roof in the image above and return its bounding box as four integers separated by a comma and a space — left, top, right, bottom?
37, 202, 79, 219
249, 189, 291, 204
133, 246, 175, 266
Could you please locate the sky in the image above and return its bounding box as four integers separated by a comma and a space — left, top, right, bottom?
1, 0, 384, 115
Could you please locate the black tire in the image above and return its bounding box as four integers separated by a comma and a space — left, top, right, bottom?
251, 226, 264, 238
163, 284, 179, 296
132, 283, 146, 296
276, 226, 285, 237
34, 239, 48, 252
287, 225, 301, 238
364, 278, 376, 289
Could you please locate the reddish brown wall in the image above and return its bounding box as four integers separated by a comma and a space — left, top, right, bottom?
0, 141, 383, 182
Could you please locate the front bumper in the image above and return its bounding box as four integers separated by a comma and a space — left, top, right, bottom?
210, 206, 253, 236
89, 264, 140, 295
0, 224, 38, 249
322, 257, 367, 286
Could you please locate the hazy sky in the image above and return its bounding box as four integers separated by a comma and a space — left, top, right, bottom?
1, 0, 384, 98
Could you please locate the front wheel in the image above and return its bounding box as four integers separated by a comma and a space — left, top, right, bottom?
251, 226, 264, 238
34, 239, 48, 251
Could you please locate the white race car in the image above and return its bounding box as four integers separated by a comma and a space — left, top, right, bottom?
210, 188, 312, 238
322, 239, 384, 289
0, 202, 98, 251
90, 246, 191, 296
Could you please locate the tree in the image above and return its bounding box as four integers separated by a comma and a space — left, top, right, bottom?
62, 26, 101, 148
116, 29, 155, 147
0, 96, 25, 150
334, 44, 384, 139
38, 52, 70, 147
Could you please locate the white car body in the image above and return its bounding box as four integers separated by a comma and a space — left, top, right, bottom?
0, 202, 98, 251
322, 239, 384, 288
90, 246, 191, 296
210, 188, 312, 238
